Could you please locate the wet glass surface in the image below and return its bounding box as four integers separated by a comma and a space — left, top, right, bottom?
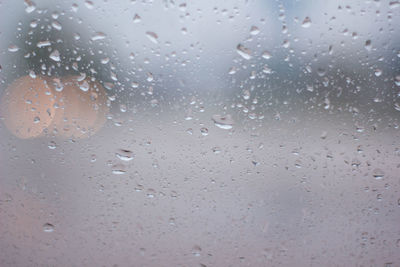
0, 0, 400, 266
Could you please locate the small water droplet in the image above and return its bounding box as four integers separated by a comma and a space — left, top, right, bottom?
243, 90, 250, 100
43, 223, 55, 233
236, 44, 252, 60
250, 25, 260, 35
91, 32, 106, 41
79, 80, 89, 92
37, 40, 51, 48
85, 0, 94, 9
24, 0, 36, 13
112, 165, 127, 174
212, 147, 221, 154
146, 31, 158, 44
33, 116, 40, 124
200, 127, 208, 136
374, 69, 382, 77
301, 17, 312, 28
49, 50, 61, 62
394, 75, 400, 86
365, 40, 372, 51
212, 114, 234, 130
192, 245, 202, 257
116, 149, 134, 161
389, 1, 400, 9
262, 50, 271, 59
29, 70, 36, 79
51, 20, 62, 31
372, 168, 384, 179
48, 141, 57, 149
133, 14, 141, 23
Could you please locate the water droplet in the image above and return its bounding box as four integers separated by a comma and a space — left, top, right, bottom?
389, 1, 400, 9
243, 90, 250, 100
236, 44, 252, 60
51, 20, 62, 31
8, 45, 19, 52
116, 149, 134, 161
301, 17, 312, 28
200, 127, 208, 136
365, 40, 372, 51
146, 31, 158, 44
29, 70, 36, 79
24, 0, 36, 13
30, 19, 38, 28
133, 14, 141, 23
250, 25, 260, 35
147, 188, 156, 198
77, 80, 89, 92
43, 223, 54, 233
186, 128, 193, 135
372, 168, 384, 179
33, 116, 40, 124
71, 3, 79, 12
394, 75, 400, 86
85, 0, 94, 9
374, 69, 382, 77
394, 103, 400, 112
212, 114, 234, 130
37, 40, 51, 48
49, 50, 61, 62
212, 147, 221, 154
91, 32, 106, 41
48, 141, 57, 150
192, 245, 202, 256
146, 72, 154, 82
262, 50, 271, 59
112, 164, 127, 174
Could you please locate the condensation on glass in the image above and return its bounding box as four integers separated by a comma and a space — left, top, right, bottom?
0, 0, 399, 266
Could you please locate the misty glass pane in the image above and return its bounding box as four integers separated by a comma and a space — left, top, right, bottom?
1, 0, 400, 266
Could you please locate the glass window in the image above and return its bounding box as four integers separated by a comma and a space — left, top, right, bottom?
1, 0, 399, 266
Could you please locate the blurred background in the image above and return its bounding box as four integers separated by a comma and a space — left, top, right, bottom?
0, 0, 400, 266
